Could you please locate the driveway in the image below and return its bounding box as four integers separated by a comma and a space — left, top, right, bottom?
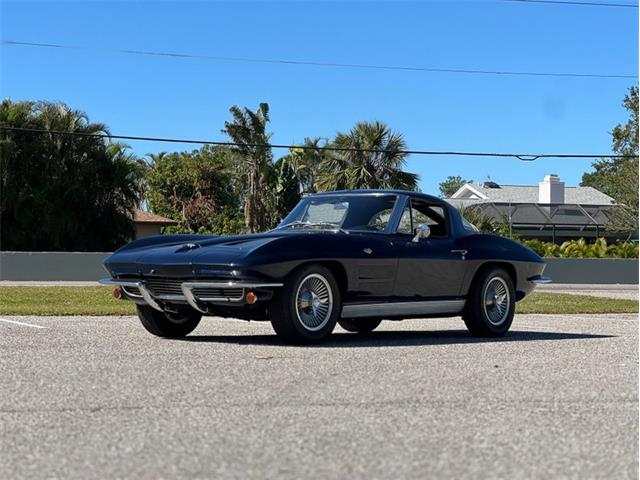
1, 313, 637, 479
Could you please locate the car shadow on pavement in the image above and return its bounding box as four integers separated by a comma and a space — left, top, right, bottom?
177, 330, 614, 348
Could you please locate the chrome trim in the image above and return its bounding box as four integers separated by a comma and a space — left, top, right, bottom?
121, 287, 144, 300
99, 278, 141, 288
181, 286, 208, 313
137, 283, 164, 312
100, 278, 284, 313
341, 299, 465, 319
412, 224, 431, 242
528, 275, 552, 284
183, 281, 284, 289
450, 249, 468, 260
181, 281, 284, 308
99, 278, 163, 311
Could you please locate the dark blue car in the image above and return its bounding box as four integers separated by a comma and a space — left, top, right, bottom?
101, 190, 550, 343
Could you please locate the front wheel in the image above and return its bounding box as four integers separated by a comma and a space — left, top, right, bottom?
269, 265, 340, 344
463, 268, 515, 337
136, 305, 202, 338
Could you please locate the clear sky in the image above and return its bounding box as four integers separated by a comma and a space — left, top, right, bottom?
1, 0, 638, 195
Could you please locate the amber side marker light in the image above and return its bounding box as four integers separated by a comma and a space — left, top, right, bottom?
113, 287, 122, 299
246, 291, 257, 304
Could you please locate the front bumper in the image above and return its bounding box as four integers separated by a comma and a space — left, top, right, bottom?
99, 278, 283, 313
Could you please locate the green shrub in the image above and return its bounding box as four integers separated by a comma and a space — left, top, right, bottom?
519, 237, 638, 259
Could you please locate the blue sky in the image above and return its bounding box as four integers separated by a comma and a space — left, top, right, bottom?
1, 0, 638, 194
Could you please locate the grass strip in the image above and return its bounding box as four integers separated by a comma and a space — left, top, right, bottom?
0, 287, 636, 316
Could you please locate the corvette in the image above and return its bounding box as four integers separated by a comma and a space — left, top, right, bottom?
101, 190, 550, 343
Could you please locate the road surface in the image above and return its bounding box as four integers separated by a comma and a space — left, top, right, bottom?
1, 313, 637, 479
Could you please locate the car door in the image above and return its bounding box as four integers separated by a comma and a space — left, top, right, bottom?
392, 199, 467, 299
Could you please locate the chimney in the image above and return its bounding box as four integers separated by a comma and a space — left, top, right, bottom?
538, 174, 565, 204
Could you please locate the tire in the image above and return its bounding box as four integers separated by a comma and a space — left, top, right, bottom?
338, 318, 382, 333
269, 264, 341, 344
136, 305, 202, 338
463, 267, 515, 337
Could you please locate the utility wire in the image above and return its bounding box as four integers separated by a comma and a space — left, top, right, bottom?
2, 126, 635, 162
503, 0, 638, 8
2, 40, 636, 80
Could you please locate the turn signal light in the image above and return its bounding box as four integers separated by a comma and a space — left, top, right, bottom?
246, 291, 257, 305
113, 287, 122, 299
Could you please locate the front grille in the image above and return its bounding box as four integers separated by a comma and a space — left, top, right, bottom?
144, 278, 184, 297
192, 287, 243, 300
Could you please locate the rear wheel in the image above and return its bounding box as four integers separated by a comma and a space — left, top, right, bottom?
338, 318, 382, 333
463, 268, 515, 337
136, 305, 202, 338
269, 265, 340, 344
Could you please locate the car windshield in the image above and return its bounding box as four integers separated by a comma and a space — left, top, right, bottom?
277, 194, 398, 232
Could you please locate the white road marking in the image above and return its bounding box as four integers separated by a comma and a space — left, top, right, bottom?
0, 318, 47, 329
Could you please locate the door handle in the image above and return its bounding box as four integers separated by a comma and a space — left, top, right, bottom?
451, 249, 468, 260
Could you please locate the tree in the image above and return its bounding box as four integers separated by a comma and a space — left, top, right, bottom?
283, 137, 328, 194
145, 145, 243, 235
581, 86, 639, 226
316, 121, 419, 191
222, 102, 275, 232
439, 175, 469, 198
273, 157, 301, 221
0, 100, 145, 251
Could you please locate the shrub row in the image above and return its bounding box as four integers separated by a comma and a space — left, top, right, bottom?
519, 238, 638, 259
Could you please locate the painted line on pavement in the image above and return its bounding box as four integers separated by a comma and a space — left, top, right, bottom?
0, 318, 47, 329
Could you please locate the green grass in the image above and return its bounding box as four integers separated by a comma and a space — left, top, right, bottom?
0, 287, 636, 316
516, 292, 638, 314
0, 286, 136, 316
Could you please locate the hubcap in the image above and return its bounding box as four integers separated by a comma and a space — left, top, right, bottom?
483, 277, 510, 326
295, 273, 333, 331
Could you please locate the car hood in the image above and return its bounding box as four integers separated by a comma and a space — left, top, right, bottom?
104, 230, 319, 276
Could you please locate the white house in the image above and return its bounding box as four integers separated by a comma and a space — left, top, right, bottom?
446, 174, 634, 242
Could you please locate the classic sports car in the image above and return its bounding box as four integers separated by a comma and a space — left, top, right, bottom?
101, 190, 550, 343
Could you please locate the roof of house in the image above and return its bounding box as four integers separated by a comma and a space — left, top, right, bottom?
449, 183, 616, 206
133, 210, 178, 225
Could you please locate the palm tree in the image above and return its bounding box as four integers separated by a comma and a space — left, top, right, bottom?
316, 121, 418, 192
284, 137, 329, 194
1, 100, 144, 251
222, 103, 273, 232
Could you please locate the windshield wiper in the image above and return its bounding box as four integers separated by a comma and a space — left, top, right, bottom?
277, 221, 347, 233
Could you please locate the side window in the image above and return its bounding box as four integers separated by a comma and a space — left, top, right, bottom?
396, 200, 448, 238
367, 208, 394, 231
397, 206, 412, 234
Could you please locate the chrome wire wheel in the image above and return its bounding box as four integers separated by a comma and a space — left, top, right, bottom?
483, 276, 511, 325
295, 273, 334, 332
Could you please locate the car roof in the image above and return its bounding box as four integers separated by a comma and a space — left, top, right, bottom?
307, 189, 443, 203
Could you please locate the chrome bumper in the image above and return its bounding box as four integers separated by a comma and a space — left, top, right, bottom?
527, 275, 552, 284
99, 278, 283, 313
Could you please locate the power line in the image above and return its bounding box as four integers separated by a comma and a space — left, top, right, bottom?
2, 126, 635, 162
3, 40, 636, 80
503, 0, 638, 8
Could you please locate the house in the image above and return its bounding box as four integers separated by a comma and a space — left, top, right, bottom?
446, 174, 635, 242
133, 210, 177, 239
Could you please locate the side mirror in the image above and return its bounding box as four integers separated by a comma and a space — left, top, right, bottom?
412, 224, 431, 242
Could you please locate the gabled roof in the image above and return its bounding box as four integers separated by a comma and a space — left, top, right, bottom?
450, 183, 616, 206
133, 210, 178, 225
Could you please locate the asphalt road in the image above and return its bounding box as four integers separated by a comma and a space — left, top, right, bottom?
1, 313, 637, 479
